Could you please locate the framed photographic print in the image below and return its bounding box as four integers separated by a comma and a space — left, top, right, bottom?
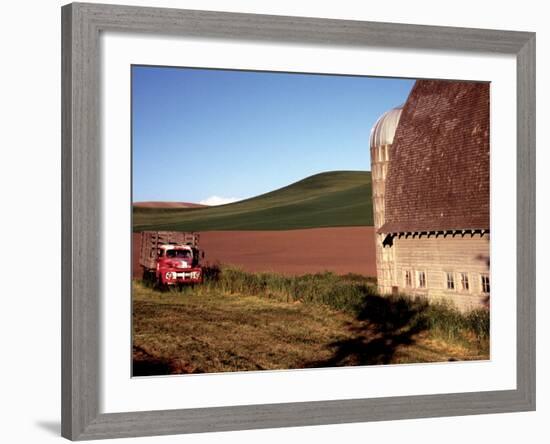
61, 2, 535, 440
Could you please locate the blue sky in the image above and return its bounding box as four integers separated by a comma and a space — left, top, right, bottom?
132, 66, 414, 204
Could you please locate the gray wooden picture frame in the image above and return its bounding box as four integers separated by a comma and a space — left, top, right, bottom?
61, 2, 536, 440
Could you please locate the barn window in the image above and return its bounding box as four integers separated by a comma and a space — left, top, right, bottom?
446, 272, 455, 290
404, 270, 412, 287
417, 271, 426, 288
460, 273, 469, 291
481, 275, 490, 293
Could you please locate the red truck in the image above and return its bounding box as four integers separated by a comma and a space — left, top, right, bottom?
138, 231, 204, 287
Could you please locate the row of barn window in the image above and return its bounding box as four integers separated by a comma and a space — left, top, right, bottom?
403, 270, 490, 294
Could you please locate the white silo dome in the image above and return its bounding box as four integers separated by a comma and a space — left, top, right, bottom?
369, 106, 403, 148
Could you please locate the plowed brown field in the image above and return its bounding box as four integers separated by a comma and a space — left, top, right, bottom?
133, 227, 376, 278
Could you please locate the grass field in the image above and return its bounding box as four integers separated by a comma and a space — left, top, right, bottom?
133, 269, 489, 375
133, 170, 372, 231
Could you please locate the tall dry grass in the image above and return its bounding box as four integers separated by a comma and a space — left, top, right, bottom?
183, 265, 490, 345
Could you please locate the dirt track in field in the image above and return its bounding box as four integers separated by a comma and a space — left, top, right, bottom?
132, 226, 376, 278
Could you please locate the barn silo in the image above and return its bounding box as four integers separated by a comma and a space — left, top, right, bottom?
369, 106, 403, 295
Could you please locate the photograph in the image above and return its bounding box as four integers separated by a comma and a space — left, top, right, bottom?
1, 0, 540, 442
131, 66, 490, 377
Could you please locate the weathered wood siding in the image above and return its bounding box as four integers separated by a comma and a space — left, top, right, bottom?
378, 233, 490, 311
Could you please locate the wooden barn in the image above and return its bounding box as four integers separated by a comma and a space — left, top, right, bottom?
370, 80, 490, 311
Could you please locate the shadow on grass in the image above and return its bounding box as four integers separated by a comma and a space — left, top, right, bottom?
306, 290, 429, 367
132, 345, 204, 376
133, 272, 489, 373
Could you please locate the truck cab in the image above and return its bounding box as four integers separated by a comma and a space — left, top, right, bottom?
156, 244, 202, 286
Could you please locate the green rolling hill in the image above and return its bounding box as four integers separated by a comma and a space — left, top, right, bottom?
133, 170, 373, 231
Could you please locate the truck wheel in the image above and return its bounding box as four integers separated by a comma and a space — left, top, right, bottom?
155, 278, 166, 292
143, 270, 155, 287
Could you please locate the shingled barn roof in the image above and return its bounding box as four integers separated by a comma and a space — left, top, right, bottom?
379, 80, 490, 234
